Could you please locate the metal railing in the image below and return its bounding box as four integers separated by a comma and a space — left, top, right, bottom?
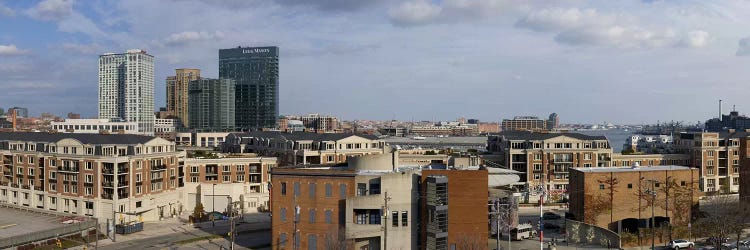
0, 203, 98, 249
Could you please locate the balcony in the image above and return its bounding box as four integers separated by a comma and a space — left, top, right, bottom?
3, 170, 10, 176
103, 168, 129, 175
2, 160, 11, 165
34, 186, 43, 191
205, 171, 218, 176
58, 166, 80, 173
151, 165, 167, 171
11, 183, 18, 188
554, 167, 569, 173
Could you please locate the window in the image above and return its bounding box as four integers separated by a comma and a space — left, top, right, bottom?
339, 184, 347, 198
309, 183, 316, 198
392, 211, 398, 227
325, 183, 332, 197
294, 182, 300, 197
136, 185, 142, 194
223, 165, 230, 172
583, 163, 592, 168
190, 176, 199, 182
534, 174, 540, 180
85, 174, 93, 183
279, 233, 287, 247
223, 175, 230, 182
707, 160, 714, 167
236, 165, 244, 172
308, 235, 317, 250
85, 187, 92, 195
734, 177, 740, 184
281, 182, 287, 195
50, 183, 56, 191
136, 174, 142, 182
85, 162, 93, 170
237, 175, 245, 182
681, 181, 686, 186
402, 211, 408, 226
708, 168, 714, 175
280, 208, 287, 222
50, 172, 56, 179
325, 210, 332, 224
533, 164, 542, 171
627, 184, 633, 189
733, 159, 739, 165
534, 154, 542, 160
309, 209, 316, 223
655, 183, 660, 188
327, 155, 334, 162
599, 184, 605, 190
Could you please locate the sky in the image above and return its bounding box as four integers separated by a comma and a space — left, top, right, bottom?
1, 0, 750, 124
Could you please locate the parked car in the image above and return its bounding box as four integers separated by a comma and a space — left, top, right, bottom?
668, 239, 694, 249
722, 240, 750, 250
708, 237, 730, 245
543, 212, 562, 220
543, 222, 560, 229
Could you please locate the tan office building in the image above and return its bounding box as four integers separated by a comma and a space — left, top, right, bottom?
166, 68, 200, 127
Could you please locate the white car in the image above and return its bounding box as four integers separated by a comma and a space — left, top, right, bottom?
669, 239, 695, 249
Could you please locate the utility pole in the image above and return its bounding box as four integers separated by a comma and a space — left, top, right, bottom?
647, 180, 658, 250
539, 180, 546, 250
212, 183, 216, 227
383, 191, 391, 250
294, 204, 300, 250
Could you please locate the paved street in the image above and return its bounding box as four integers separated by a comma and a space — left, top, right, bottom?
68, 213, 271, 250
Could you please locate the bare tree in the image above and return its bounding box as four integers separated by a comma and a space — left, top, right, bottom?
324, 226, 349, 250
697, 195, 750, 249
457, 233, 489, 250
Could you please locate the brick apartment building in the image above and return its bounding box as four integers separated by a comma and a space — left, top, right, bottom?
673, 131, 748, 193
569, 166, 700, 234
487, 131, 612, 197
270, 151, 488, 250
222, 131, 386, 166
0, 132, 183, 222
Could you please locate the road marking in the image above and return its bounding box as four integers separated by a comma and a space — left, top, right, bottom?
0, 223, 18, 229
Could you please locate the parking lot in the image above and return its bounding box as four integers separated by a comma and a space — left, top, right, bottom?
0, 206, 73, 240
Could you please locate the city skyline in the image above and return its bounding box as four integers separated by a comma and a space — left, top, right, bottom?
2, 0, 750, 123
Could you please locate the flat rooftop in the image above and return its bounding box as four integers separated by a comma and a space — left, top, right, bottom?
0, 206, 76, 240
573, 165, 691, 173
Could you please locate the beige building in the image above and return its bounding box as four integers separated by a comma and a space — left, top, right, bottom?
674, 131, 745, 193
222, 131, 386, 166
182, 157, 277, 214
166, 68, 200, 127
487, 131, 612, 197
175, 132, 231, 147
0, 132, 183, 222
610, 153, 691, 167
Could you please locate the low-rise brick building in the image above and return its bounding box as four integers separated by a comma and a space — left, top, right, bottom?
569, 165, 700, 234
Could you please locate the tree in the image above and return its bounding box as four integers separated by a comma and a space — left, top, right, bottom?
324, 226, 348, 250
193, 202, 205, 220
457, 233, 488, 250
425, 150, 437, 155
696, 195, 750, 249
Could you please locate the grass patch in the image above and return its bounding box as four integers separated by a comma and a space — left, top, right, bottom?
175, 234, 224, 245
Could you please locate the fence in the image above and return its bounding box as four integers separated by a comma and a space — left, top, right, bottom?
0, 203, 98, 249
565, 219, 621, 249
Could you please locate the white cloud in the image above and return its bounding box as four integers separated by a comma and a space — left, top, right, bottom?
26, 0, 74, 21
0, 44, 29, 56
516, 7, 711, 49
679, 30, 711, 48
60, 43, 103, 55
154, 31, 225, 47
737, 37, 750, 56
389, 0, 510, 26
0, 2, 15, 17
388, 0, 442, 26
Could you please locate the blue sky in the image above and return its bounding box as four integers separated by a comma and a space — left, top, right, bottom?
1, 0, 750, 124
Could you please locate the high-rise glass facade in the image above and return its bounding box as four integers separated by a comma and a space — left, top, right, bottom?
188, 78, 236, 131
219, 46, 279, 130
98, 49, 155, 135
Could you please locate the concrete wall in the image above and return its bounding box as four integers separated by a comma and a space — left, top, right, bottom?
565, 219, 621, 249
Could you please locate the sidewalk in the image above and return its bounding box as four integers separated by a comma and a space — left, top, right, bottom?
67, 214, 271, 249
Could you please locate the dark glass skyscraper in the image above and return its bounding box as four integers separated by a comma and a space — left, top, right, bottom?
219, 46, 279, 130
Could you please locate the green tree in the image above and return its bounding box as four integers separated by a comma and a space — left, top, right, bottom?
193, 202, 205, 220
425, 150, 437, 155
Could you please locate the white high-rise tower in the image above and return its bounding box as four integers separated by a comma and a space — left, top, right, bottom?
98, 49, 155, 135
